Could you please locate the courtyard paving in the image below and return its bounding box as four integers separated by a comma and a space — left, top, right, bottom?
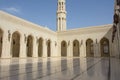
0, 57, 120, 80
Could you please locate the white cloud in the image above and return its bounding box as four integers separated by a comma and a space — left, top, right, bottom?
2, 7, 20, 14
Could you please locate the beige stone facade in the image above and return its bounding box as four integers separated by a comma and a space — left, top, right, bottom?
0, 11, 57, 58
0, 0, 118, 59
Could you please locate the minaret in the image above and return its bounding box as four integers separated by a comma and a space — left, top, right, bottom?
57, 0, 67, 31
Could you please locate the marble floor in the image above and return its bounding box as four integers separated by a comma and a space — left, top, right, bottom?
0, 57, 120, 80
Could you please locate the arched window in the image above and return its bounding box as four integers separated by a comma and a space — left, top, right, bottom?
61, 40, 67, 57
100, 38, 110, 57
59, 2, 61, 10
27, 35, 33, 57
73, 40, 79, 57
11, 31, 20, 57
86, 39, 94, 57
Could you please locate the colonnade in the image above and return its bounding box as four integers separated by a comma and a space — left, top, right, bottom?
61, 38, 110, 57
0, 28, 110, 58
0, 29, 56, 58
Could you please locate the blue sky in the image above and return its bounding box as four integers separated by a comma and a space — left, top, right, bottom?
0, 0, 114, 31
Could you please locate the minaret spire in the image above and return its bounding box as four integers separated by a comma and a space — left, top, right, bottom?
57, 0, 67, 31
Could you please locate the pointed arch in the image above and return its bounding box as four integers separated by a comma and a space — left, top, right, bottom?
73, 40, 79, 57
47, 40, 51, 57
0, 29, 3, 57
11, 31, 20, 57
86, 39, 94, 57
100, 37, 110, 57
61, 40, 67, 57
26, 35, 33, 57
38, 37, 43, 57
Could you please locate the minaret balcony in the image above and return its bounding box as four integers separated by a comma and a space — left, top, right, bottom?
57, 11, 67, 14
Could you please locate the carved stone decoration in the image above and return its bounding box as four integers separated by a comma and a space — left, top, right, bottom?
68, 40, 70, 46
46, 39, 48, 45
24, 34, 27, 43
8, 30, 11, 41
36, 37, 38, 44
96, 39, 98, 44
81, 40, 83, 45
55, 41, 57, 46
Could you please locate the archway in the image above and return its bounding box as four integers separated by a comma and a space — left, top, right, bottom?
61, 41, 67, 57
73, 40, 79, 57
47, 40, 51, 57
38, 38, 43, 57
26, 35, 33, 57
86, 39, 94, 57
100, 38, 110, 57
0, 29, 3, 58
11, 32, 20, 57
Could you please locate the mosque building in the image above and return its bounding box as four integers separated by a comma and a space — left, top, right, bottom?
0, 0, 119, 59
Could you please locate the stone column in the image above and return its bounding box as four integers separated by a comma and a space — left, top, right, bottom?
98, 42, 101, 57
20, 34, 27, 58
50, 41, 53, 57
80, 40, 86, 57
54, 41, 58, 57
93, 39, 97, 57
70, 41, 73, 57
95, 42, 99, 57
51, 41, 57, 57
2, 30, 11, 58
67, 40, 73, 57
98, 43, 100, 57
43, 39, 47, 58
58, 41, 61, 57
33, 37, 38, 57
